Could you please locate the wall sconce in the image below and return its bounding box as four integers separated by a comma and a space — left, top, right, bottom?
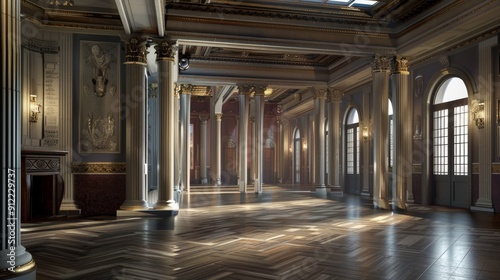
302, 140, 307, 150
29, 95, 41, 123
289, 145, 293, 153
362, 126, 369, 142
471, 99, 485, 129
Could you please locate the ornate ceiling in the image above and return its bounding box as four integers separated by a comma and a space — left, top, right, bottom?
20, 0, 500, 103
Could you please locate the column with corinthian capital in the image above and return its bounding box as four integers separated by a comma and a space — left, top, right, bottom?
238, 85, 251, 192
254, 85, 267, 193
314, 89, 327, 194
120, 37, 149, 210
391, 56, 410, 210
215, 113, 223, 185
180, 84, 192, 192
153, 39, 179, 211
372, 55, 391, 209
200, 115, 209, 184
328, 90, 342, 191
0, 0, 36, 277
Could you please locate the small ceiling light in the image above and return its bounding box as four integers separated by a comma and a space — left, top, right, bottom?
179, 57, 190, 71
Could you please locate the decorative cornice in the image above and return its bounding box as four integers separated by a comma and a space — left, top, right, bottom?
371, 55, 391, 73
165, 4, 389, 30
155, 40, 178, 61
71, 162, 126, 174
391, 56, 409, 75
124, 37, 147, 65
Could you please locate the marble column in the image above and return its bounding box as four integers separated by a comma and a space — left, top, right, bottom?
254, 86, 266, 193
174, 85, 181, 191
120, 37, 149, 210
314, 89, 327, 193
154, 40, 178, 210
391, 56, 410, 210
200, 115, 209, 184
249, 116, 256, 184
180, 84, 192, 192
473, 36, 497, 212
276, 116, 283, 183
59, 33, 79, 213
0, 0, 36, 277
328, 90, 342, 189
372, 55, 391, 209
238, 85, 251, 192
215, 113, 223, 186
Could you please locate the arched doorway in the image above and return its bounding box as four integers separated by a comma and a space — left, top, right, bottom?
293, 128, 301, 184
345, 108, 360, 193
432, 77, 470, 208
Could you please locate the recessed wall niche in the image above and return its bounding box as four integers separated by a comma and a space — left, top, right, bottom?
21, 37, 60, 148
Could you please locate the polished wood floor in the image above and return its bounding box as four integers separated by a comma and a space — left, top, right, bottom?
22, 185, 500, 280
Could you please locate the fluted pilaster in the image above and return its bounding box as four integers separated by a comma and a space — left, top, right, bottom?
473, 36, 497, 211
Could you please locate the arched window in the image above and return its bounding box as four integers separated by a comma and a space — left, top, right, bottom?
346, 109, 360, 175
293, 128, 301, 184
388, 99, 394, 168
432, 76, 469, 208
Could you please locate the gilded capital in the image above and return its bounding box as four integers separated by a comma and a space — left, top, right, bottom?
391, 56, 409, 75
155, 40, 178, 61
328, 90, 343, 102
253, 85, 267, 96
179, 84, 193, 95
215, 113, 223, 121
199, 115, 209, 124
124, 37, 148, 65
238, 85, 253, 95
314, 89, 328, 99
371, 55, 390, 73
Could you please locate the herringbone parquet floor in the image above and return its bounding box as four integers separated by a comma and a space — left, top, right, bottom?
21, 185, 500, 280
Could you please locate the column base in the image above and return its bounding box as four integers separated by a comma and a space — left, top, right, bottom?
328, 185, 344, 196
215, 178, 221, 186
470, 206, 494, 213
239, 180, 247, 192
0, 260, 36, 280
393, 199, 407, 210
0, 248, 36, 279
201, 178, 208, 184
59, 201, 81, 216
373, 198, 390, 209
120, 200, 149, 210
153, 200, 179, 211
315, 186, 328, 197
116, 209, 179, 217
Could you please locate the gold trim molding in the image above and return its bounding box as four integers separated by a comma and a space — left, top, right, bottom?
0, 259, 36, 277
492, 163, 500, 174
72, 162, 126, 174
